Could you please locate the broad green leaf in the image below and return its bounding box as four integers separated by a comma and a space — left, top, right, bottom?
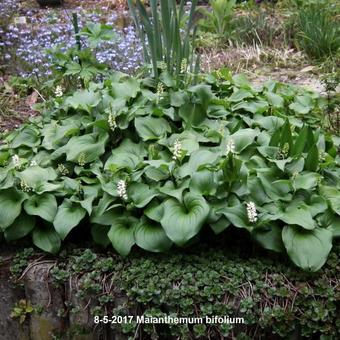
229, 89, 253, 102
91, 224, 111, 247
170, 90, 188, 107
135, 116, 171, 141
282, 226, 332, 271
18, 166, 57, 190
111, 78, 140, 99
232, 74, 251, 87
65, 133, 109, 164
307, 195, 328, 217
0, 150, 9, 166
65, 89, 101, 112
258, 174, 292, 201
289, 95, 312, 114
305, 145, 319, 172
161, 193, 210, 246
292, 125, 308, 155
128, 182, 158, 208
24, 193, 57, 222
178, 150, 219, 177
159, 180, 189, 202
280, 119, 293, 153
54, 200, 86, 240
252, 225, 284, 253
135, 219, 172, 252
145, 201, 164, 222
253, 115, 284, 131
108, 139, 146, 157
247, 176, 271, 205
165, 131, 200, 155
293, 172, 320, 191
79, 185, 100, 215
328, 218, 340, 237
32, 227, 61, 254
42, 120, 81, 150
209, 216, 230, 234
0, 188, 26, 230
190, 170, 216, 196
217, 204, 250, 229
145, 166, 170, 181
104, 152, 140, 172
179, 102, 206, 127
188, 84, 213, 109
230, 128, 259, 153
4, 213, 35, 241
11, 126, 40, 148
266, 92, 284, 108
232, 100, 268, 114
280, 204, 316, 230
91, 207, 122, 225
319, 186, 340, 215
108, 216, 138, 256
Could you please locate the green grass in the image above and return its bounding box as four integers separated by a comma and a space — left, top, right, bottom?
295, 4, 339, 60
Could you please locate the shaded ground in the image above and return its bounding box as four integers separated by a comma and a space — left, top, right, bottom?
201, 46, 326, 93
0, 77, 40, 132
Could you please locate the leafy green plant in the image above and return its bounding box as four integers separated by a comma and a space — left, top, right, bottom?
294, 4, 339, 60
127, 0, 200, 85
199, 0, 236, 41
10, 299, 34, 324
232, 9, 286, 47
321, 59, 340, 134
0, 69, 339, 271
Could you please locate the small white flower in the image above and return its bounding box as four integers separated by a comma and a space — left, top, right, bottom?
180, 58, 187, 73
246, 201, 258, 223
20, 179, 31, 193
57, 164, 69, 176
78, 153, 86, 166
12, 154, 20, 168
157, 61, 167, 71
55, 85, 63, 97
226, 138, 235, 155
172, 139, 182, 160
157, 82, 164, 95
30, 160, 38, 166
108, 112, 117, 131
117, 180, 128, 200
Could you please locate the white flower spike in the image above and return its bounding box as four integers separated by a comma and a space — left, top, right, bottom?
12, 154, 20, 168
117, 180, 128, 200
226, 138, 235, 155
246, 201, 258, 223
55, 85, 63, 97
172, 139, 182, 160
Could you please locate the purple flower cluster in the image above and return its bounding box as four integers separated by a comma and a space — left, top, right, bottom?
0, 5, 143, 77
